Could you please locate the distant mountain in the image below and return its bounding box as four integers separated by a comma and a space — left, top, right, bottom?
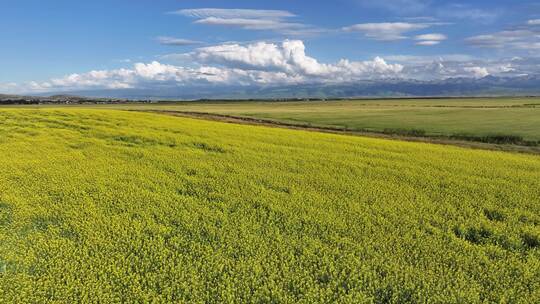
4, 75, 540, 101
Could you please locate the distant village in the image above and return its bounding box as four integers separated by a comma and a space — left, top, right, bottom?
0, 95, 156, 105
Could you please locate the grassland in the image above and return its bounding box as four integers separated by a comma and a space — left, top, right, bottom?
102, 98, 540, 143
0, 108, 539, 303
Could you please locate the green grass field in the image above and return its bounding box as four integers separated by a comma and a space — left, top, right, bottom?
0, 108, 539, 303
107, 98, 540, 142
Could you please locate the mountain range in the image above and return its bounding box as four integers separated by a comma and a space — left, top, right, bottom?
3, 75, 540, 101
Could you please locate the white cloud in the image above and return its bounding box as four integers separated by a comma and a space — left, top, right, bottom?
8, 39, 540, 94
0, 82, 19, 93
174, 8, 320, 36
157, 37, 202, 46
355, 0, 430, 14
8, 40, 405, 93
355, 1, 499, 24
19, 63, 248, 93
173, 8, 295, 19
397, 56, 540, 80
188, 40, 403, 78
466, 19, 540, 51
343, 22, 430, 41
415, 33, 447, 41
414, 33, 447, 46
440, 5, 499, 24
355, 0, 499, 24
385, 54, 475, 63
193, 17, 305, 31
334, 57, 404, 81
466, 30, 540, 50
464, 66, 489, 78
416, 40, 441, 46
402, 60, 489, 80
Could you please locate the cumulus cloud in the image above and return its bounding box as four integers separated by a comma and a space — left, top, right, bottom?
403, 61, 491, 79
20, 63, 245, 93
343, 22, 430, 41
464, 66, 489, 78
157, 37, 202, 46
8, 39, 540, 94
385, 54, 475, 63
188, 40, 403, 78
528, 19, 540, 25
397, 56, 540, 80
191, 40, 327, 74
0, 82, 19, 93
8, 40, 405, 93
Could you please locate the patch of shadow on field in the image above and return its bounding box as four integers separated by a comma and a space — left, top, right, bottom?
453, 224, 539, 251
31, 215, 62, 231
67, 141, 95, 150
8, 127, 40, 137
26, 215, 80, 242
454, 225, 495, 245
373, 284, 420, 304
186, 168, 197, 176
176, 181, 225, 204
521, 231, 540, 249
261, 181, 292, 195
147, 126, 191, 136
106, 134, 178, 148
190, 142, 226, 153
0, 202, 13, 227
41, 119, 92, 133
483, 208, 506, 222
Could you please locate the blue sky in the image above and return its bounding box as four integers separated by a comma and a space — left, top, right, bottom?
1, 0, 540, 93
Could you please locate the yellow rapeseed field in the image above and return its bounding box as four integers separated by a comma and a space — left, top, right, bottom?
0, 109, 539, 303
